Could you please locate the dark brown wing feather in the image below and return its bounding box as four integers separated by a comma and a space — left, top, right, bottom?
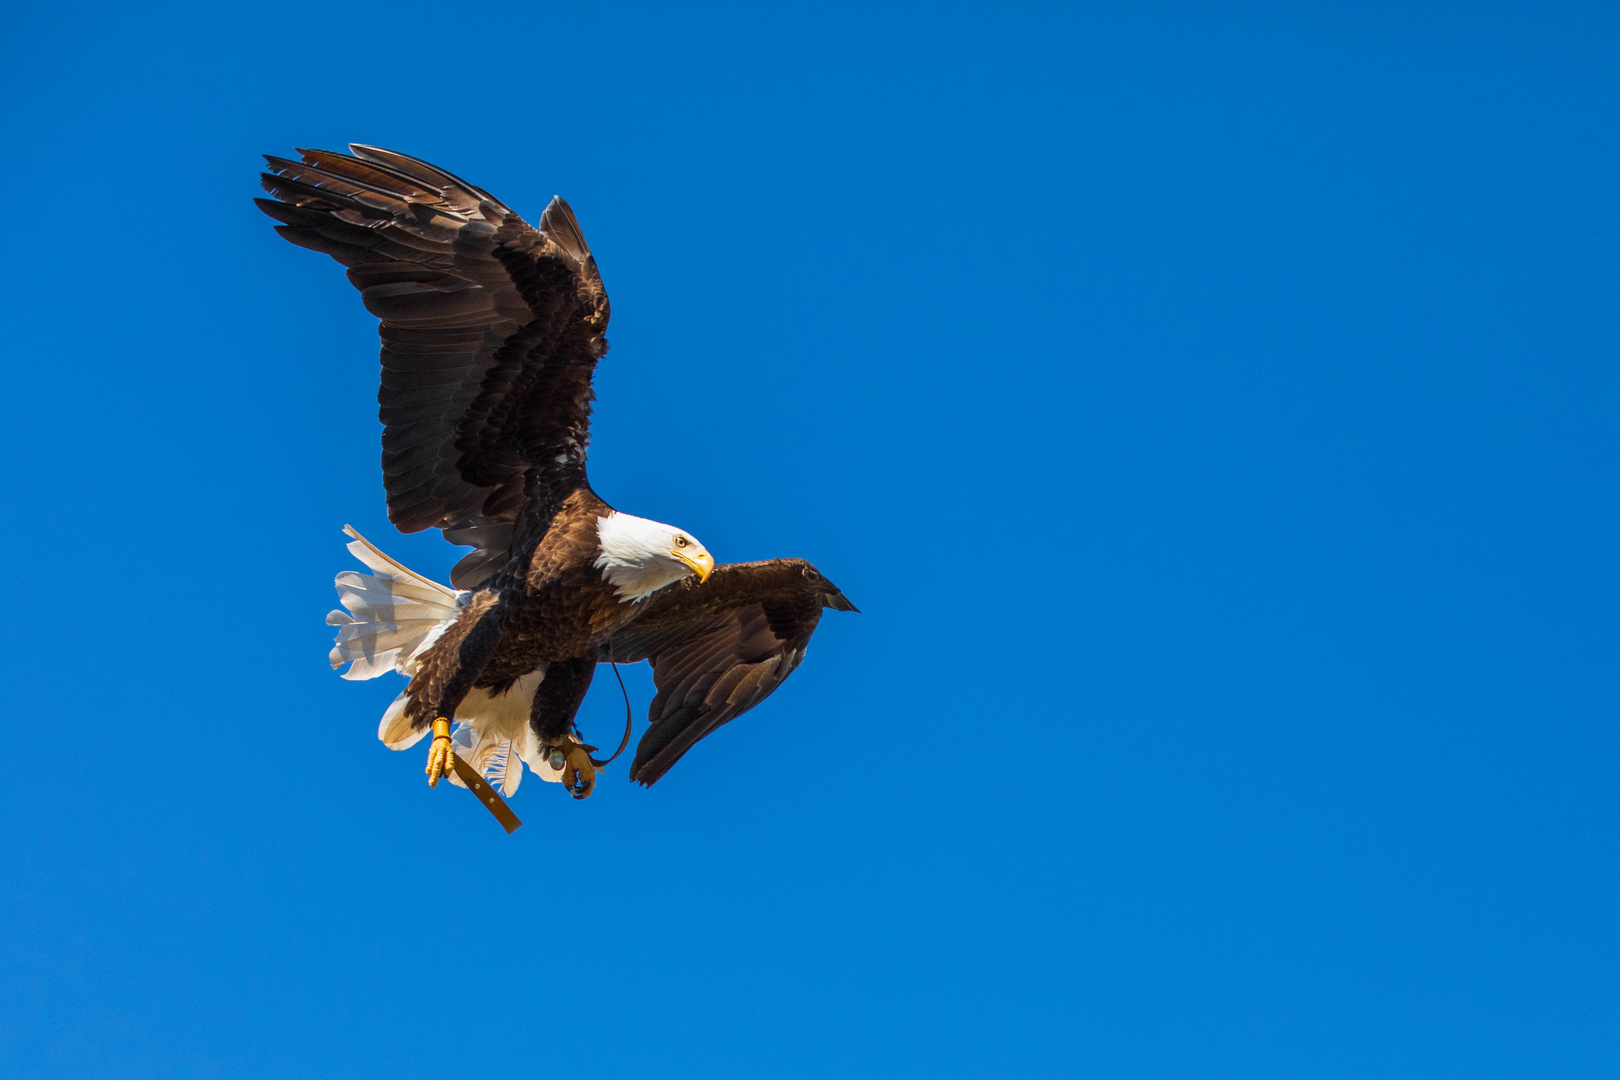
600, 559, 858, 786
256, 145, 611, 587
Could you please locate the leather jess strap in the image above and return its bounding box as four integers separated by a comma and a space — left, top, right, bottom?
450, 752, 524, 834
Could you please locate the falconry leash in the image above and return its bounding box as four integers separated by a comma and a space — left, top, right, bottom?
449, 751, 524, 834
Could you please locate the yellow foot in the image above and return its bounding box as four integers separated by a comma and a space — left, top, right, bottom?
426, 718, 454, 787
549, 736, 599, 800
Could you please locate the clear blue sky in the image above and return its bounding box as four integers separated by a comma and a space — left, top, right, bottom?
2, 2, 1616, 1077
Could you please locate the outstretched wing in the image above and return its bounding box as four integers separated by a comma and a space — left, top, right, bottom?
256, 145, 611, 587
600, 560, 858, 786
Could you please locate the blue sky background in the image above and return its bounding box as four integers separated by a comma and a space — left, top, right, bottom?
2, 2, 1617, 1077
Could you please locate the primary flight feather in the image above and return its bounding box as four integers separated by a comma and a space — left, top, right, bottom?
259, 145, 855, 800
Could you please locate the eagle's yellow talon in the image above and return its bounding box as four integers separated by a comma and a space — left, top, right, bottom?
557, 736, 598, 799
426, 718, 453, 787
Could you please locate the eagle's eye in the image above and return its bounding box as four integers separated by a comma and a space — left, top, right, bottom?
674, 535, 688, 548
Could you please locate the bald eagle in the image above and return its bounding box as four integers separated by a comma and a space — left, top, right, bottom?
258, 145, 856, 800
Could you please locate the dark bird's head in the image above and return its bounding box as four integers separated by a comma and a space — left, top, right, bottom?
801, 563, 859, 613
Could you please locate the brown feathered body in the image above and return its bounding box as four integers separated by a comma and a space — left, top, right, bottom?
263, 145, 855, 789
401, 488, 647, 744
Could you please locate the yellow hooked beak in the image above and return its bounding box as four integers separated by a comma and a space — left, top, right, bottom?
672, 547, 715, 582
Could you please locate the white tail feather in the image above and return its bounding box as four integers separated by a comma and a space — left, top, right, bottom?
329, 527, 562, 787
329, 526, 464, 680
377, 690, 424, 749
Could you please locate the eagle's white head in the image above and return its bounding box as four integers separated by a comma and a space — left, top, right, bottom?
594, 511, 715, 601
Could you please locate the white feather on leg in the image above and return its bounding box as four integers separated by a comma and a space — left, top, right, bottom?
328, 526, 563, 787
446, 671, 563, 794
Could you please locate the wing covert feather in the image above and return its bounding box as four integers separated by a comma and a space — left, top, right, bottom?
600, 559, 857, 786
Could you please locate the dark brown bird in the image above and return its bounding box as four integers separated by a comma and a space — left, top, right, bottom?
260, 145, 855, 799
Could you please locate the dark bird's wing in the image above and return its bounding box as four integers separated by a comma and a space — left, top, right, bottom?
257, 145, 611, 587
600, 560, 858, 786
